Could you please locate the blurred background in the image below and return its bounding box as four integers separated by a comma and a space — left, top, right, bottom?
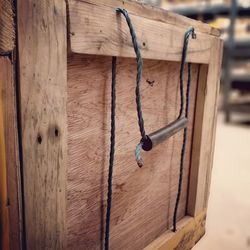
139, 0, 250, 249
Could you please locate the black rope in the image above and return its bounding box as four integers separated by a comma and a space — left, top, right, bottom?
104, 10, 195, 249
173, 27, 195, 232
105, 9, 145, 249
116, 8, 147, 168
104, 56, 117, 250
116, 8, 146, 141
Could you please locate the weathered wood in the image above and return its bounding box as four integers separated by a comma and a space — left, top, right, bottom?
68, 0, 220, 37
67, 54, 199, 250
68, 0, 214, 63
144, 211, 207, 250
14, 0, 223, 248
0, 58, 10, 250
0, 0, 15, 53
0, 56, 22, 250
187, 38, 223, 216
17, 0, 67, 249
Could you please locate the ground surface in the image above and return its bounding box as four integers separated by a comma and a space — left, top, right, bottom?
194, 114, 250, 250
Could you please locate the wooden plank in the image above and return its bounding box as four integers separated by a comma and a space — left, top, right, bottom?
0, 58, 10, 250
17, 1, 67, 249
0, 0, 14, 53
187, 38, 223, 216
67, 54, 199, 250
0, 56, 22, 250
186, 64, 208, 216
144, 211, 206, 250
68, 0, 214, 64
69, 0, 220, 37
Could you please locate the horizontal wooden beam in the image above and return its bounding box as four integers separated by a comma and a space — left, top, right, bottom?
69, 0, 220, 37
68, 0, 215, 63
144, 211, 206, 250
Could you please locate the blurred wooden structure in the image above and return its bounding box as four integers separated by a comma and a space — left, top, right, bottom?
0, 0, 223, 249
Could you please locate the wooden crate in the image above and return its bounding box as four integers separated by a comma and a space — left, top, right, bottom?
0, 0, 223, 249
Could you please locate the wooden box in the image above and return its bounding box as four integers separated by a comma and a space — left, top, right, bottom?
0, 0, 223, 249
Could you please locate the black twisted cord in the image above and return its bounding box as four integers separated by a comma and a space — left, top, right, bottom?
105, 9, 146, 249
178, 27, 196, 119
173, 27, 195, 232
104, 57, 117, 250
116, 8, 146, 141
116, 8, 148, 167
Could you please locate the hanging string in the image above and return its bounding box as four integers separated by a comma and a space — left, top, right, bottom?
104, 10, 195, 249
173, 27, 196, 232
116, 8, 147, 168
104, 56, 117, 250
105, 9, 146, 248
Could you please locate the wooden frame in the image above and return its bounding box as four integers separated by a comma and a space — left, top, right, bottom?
0, 0, 223, 249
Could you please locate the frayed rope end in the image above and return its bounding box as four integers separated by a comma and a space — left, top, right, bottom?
135, 142, 143, 168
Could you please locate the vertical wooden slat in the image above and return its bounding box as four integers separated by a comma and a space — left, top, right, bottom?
17, 1, 67, 249
0, 59, 10, 250
187, 38, 223, 216
0, 56, 22, 250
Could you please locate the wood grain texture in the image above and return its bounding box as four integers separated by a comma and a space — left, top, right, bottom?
0, 56, 22, 250
0, 0, 15, 53
17, 0, 67, 249
68, 0, 214, 64
144, 211, 206, 250
68, 0, 220, 37
67, 54, 199, 250
187, 38, 224, 216
0, 56, 10, 250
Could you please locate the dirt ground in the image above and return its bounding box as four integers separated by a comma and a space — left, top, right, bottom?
194, 114, 250, 250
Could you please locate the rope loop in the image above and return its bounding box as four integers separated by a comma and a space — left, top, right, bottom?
116, 8, 148, 168
105, 9, 196, 250
178, 27, 196, 119
173, 27, 196, 233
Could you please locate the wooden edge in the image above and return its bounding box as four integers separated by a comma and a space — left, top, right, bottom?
68, 0, 215, 64
17, 0, 67, 249
0, 56, 22, 250
0, 0, 15, 53
186, 64, 208, 216
144, 211, 206, 250
210, 27, 221, 37
73, 0, 220, 37
187, 37, 224, 216
0, 63, 10, 250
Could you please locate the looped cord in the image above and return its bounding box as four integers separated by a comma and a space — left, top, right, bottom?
116, 8, 147, 167
105, 9, 147, 249
178, 27, 196, 119
104, 14, 195, 250
173, 27, 195, 232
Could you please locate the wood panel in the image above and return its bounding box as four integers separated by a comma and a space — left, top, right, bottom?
187, 38, 223, 216
0, 56, 10, 250
17, 1, 67, 249
68, 0, 214, 64
69, 0, 220, 37
0, 56, 22, 250
67, 54, 199, 250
